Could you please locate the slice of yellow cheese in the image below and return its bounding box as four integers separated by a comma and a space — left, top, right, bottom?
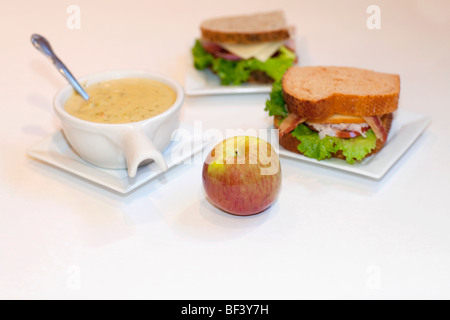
219, 41, 284, 62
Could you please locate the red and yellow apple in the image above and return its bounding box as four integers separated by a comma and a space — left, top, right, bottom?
202, 136, 281, 216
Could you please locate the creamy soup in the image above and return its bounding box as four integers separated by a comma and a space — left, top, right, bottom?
64, 78, 177, 124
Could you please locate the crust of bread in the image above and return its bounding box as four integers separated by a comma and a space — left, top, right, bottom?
282, 66, 400, 118
201, 29, 290, 44
200, 11, 290, 44
275, 113, 393, 161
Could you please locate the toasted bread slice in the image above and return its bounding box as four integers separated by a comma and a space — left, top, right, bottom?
200, 11, 291, 44
247, 70, 274, 84
282, 66, 400, 119
275, 113, 393, 161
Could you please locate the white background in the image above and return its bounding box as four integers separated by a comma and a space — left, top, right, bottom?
1, 0, 449, 299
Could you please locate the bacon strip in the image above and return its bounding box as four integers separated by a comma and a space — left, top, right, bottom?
200, 40, 242, 61
363, 116, 387, 142
279, 114, 306, 138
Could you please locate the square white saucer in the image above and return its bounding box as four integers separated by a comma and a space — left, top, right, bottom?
278, 109, 431, 179
27, 123, 209, 193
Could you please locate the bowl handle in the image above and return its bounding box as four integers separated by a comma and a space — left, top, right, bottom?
122, 129, 168, 177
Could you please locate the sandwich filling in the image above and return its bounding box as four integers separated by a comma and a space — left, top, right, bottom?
200, 39, 296, 62
192, 39, 296, 85
307, 122, 370, 139
266, 80, 385, 164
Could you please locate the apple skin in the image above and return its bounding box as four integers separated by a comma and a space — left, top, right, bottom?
202, 136, 281, 216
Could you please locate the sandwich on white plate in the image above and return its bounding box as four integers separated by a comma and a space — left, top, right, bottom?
192, 10, 297, 85
266, 66, 400, 164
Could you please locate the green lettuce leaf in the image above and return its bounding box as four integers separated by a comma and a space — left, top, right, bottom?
191, 40, 296, 85
211, 58, 254, 85
264, 79, 287, 117
192, 39, 214, 70
254, 46, 296, 82
263, 49, 295, 116
291, 124, 377, 164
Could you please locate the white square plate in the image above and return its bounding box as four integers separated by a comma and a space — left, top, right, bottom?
278, 109, 431, 179
184, 60, 272, 96
27, 123, 209, 193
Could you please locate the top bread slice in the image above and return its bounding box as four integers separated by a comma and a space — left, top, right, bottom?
282, 66, 400, 119
200, 10, 291, 44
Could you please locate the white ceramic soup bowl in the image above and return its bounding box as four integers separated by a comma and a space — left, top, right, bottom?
53, 70, 184, 177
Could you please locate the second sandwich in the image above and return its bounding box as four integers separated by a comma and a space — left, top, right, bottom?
266, 66, 400, 164
192, 11, 297, 85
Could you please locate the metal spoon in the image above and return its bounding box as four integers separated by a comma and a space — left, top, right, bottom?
31, 34, 89, 100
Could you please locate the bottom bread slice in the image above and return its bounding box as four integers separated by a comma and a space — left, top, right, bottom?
275, 113, 393, 161
247, 70, 274, 84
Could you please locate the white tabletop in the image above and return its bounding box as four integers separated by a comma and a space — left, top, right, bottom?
1, 0, 449, 299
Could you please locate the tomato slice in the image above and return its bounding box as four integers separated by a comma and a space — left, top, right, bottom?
334, 126, 369, 138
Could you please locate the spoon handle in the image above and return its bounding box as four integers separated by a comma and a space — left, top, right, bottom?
31, 34, 89, 100
52, 56, 89, 100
